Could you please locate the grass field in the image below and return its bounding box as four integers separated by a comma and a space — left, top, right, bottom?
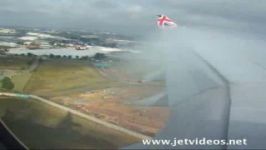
11, 71, 32, 92
0, 56, 169, 138
0, 56, 33, 92
105, 59, 165, 81
0, 96, 139, 149
24, 59, 121, 96
0, 56, 30, 70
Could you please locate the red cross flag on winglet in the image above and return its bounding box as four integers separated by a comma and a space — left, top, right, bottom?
157, 14, 177, 29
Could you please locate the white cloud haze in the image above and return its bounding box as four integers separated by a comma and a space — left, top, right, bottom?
0, 0, 266, 37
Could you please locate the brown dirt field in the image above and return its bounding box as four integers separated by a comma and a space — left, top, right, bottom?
51, 84, 170, 136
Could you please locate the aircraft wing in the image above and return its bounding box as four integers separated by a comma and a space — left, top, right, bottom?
125, 27, 266, 149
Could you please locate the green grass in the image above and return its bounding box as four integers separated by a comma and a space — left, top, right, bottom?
0, 56, 33, 92
0, 96, 139, 149
0, 56, 30, 70
11, 71, 32, 92
24, 60, 120, 95
110, 59, 165, 80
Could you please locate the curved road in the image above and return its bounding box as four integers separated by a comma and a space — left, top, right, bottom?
0, 92, 151, 141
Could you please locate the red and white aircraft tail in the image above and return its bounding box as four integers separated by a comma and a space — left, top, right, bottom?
157, 14, 177, 29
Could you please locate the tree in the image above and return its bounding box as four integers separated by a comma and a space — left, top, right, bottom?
56, 55, 61, 59
81, 56, 89, 60
27, 53, 34, 57
1, 77, 14, 90
49, 54, 55, 58
94, 53, 106, 60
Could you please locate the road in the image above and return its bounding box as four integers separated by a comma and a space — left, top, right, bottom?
0, 92, 151, 140
28, 57, 40, 72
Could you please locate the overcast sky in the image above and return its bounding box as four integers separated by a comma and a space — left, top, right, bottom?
0, 0, 266, 37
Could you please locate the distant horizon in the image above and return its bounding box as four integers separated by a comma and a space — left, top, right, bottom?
0, 24, 135, 36
1, 1, 266, 38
